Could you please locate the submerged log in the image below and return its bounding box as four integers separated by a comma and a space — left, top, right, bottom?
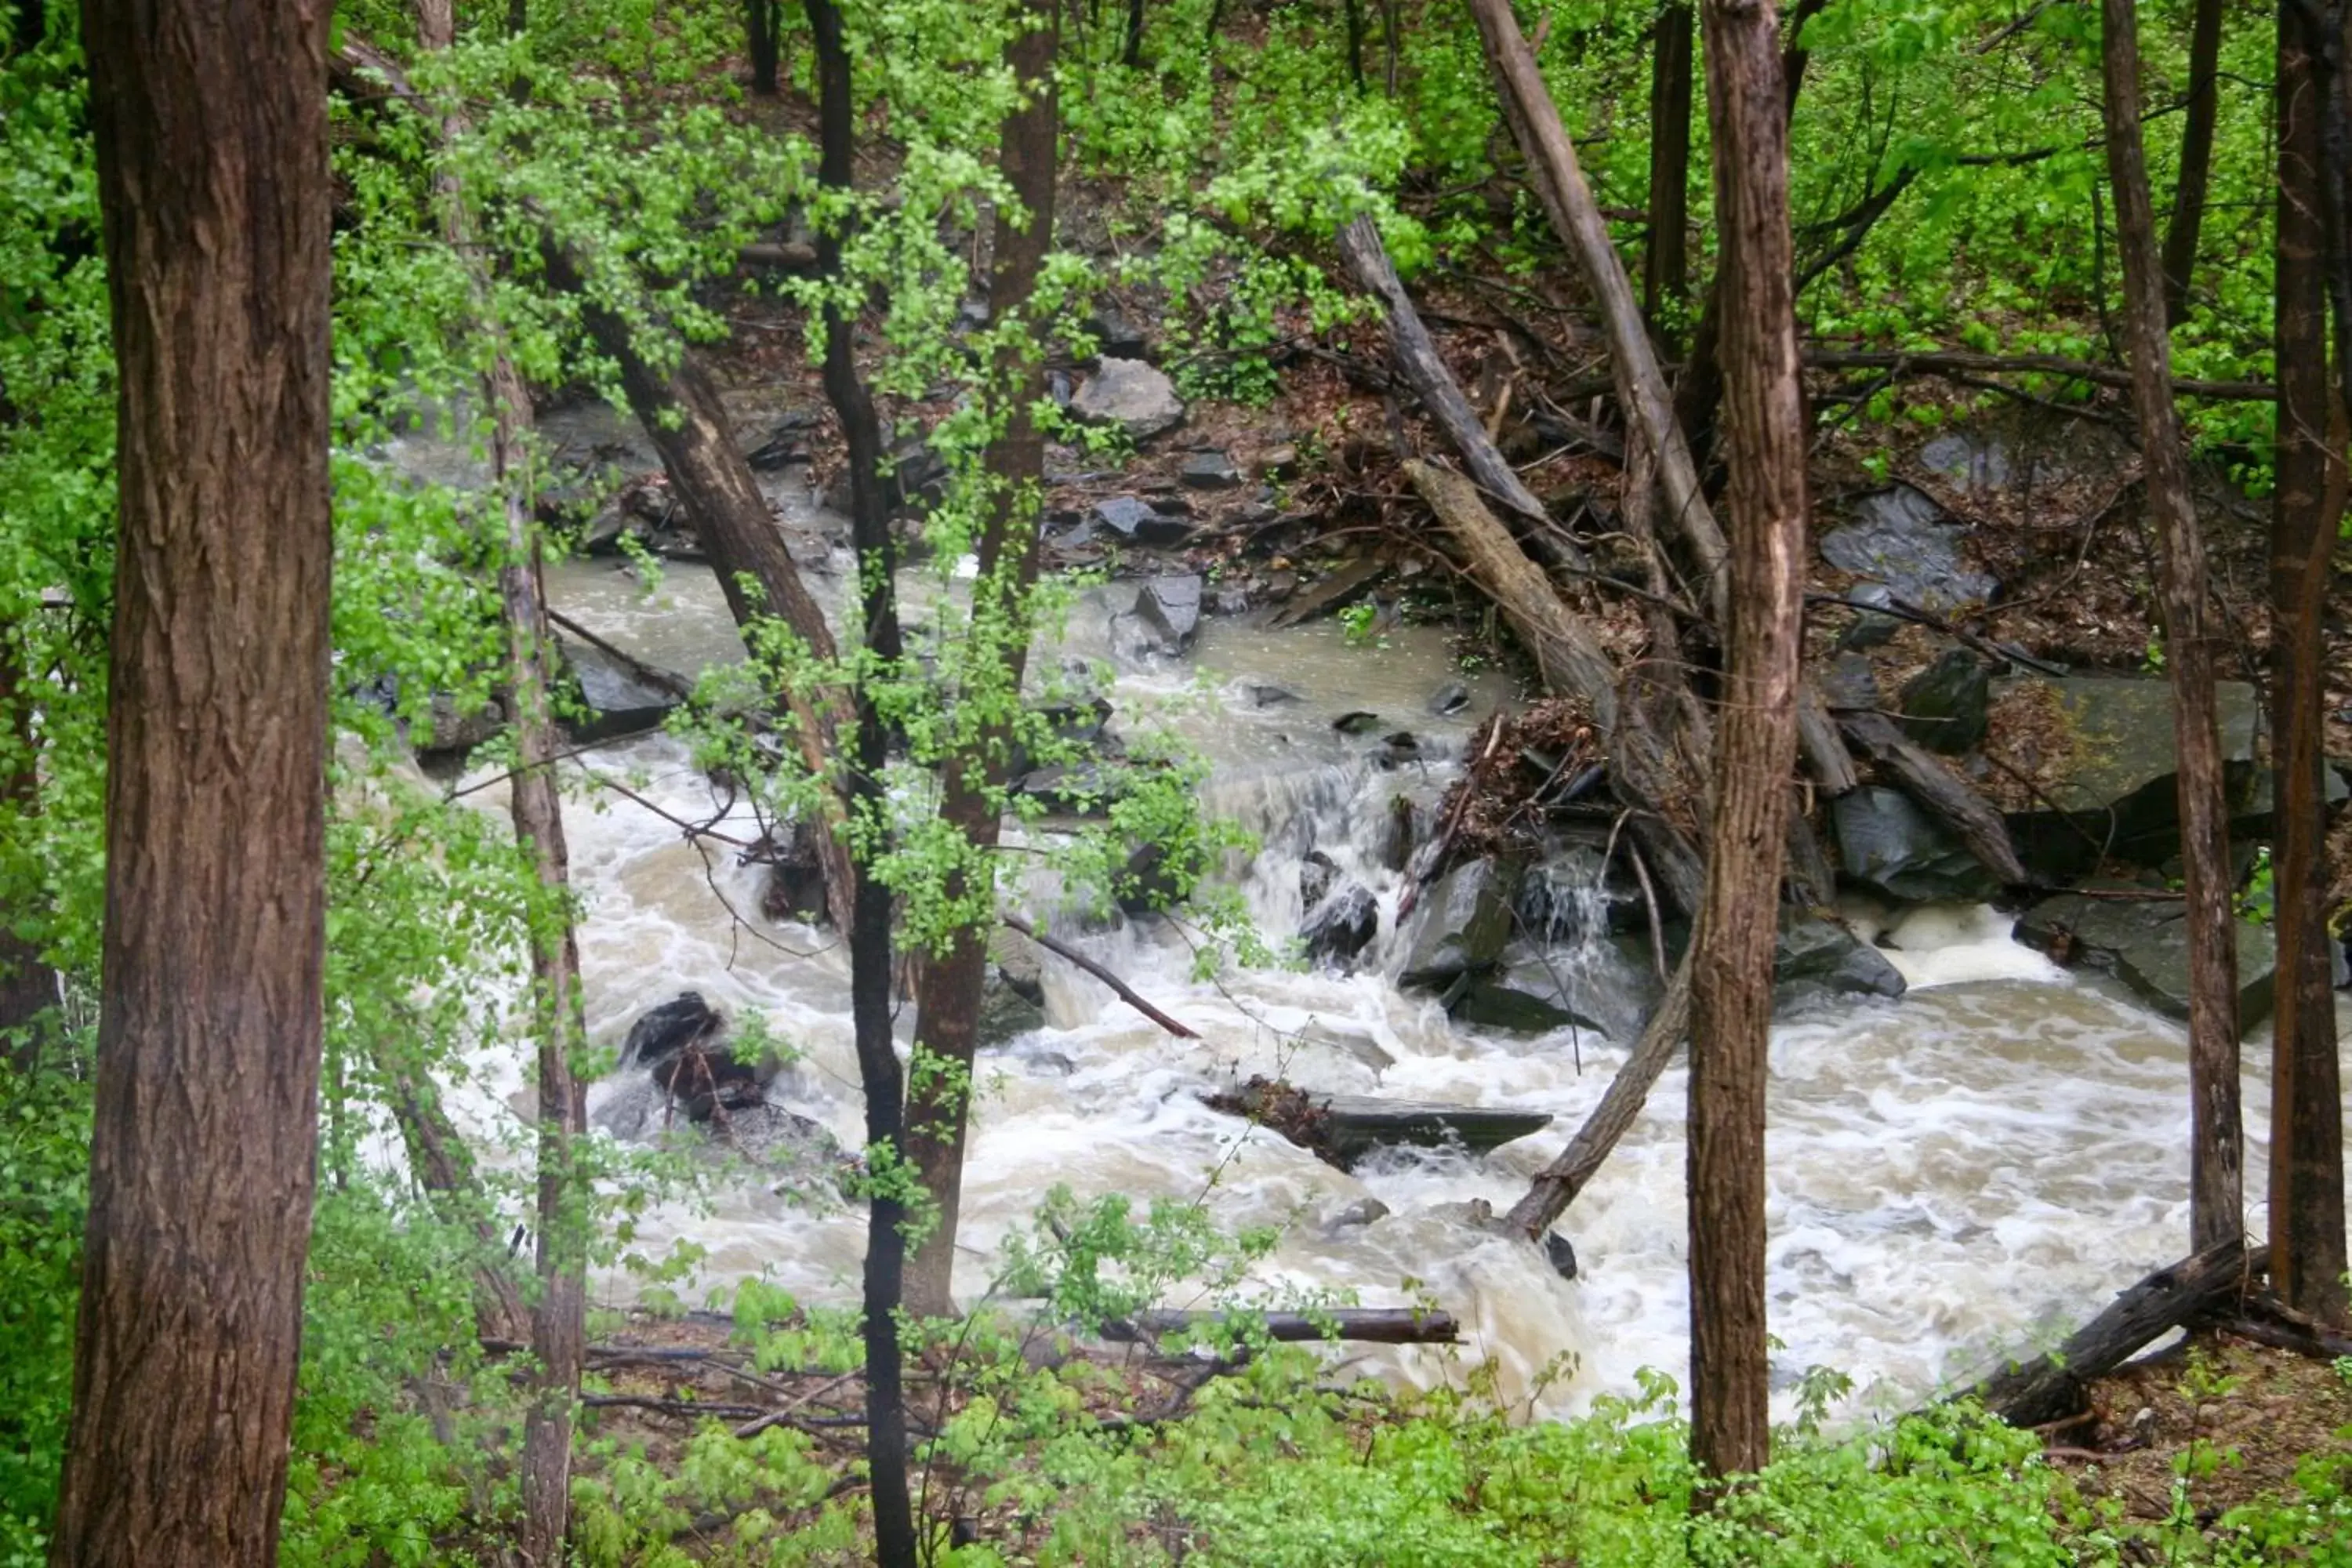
1104, 1308, 1460, 1345
1965, 1237, 2258, 1428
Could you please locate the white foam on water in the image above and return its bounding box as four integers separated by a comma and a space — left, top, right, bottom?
414, 554, 2341, 1429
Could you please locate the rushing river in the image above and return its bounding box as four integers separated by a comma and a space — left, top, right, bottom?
394, 410, 2346, 1427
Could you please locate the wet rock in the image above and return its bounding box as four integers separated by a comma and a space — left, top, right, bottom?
1819, 485, 1996, 615
885, 429, 950, 512
1398, 859, 1519, 989
1379, 796, 1417, 873
1300, 851, 1338, 910
978, 975, 1049, 1047
1298, 1019, 1396, 1075
1327, 1196, 1392, 1229
1773, 912, 1906, 1013
1301, 880, 1379, 968
760, 817, 834, 927
1515, 844, 1625, 942
2016, 893, 2277, 1030
559, 638, 684, 745
606, 992, 786, 1126
1455, 937, 1653, 1041
1832, 786, 2002, 903
1083, 300, 1150, 358
616, 991, 725, 1076
1179, 449, 1241, 490
1899, 649, 1991, 754
992, 924, 1047, 1007
1428, 681, 1472, 717
1090, 495, 1159, 539
1133, 575, 1203, 652
693, 1102, 843, 1174
1271, 557, 1385, 627
1243, 683, 1302, 709
1918, 430, 2014, 493
2001, 675, 2262, 876
1449, 975, 1592, 1034
1017, 761, 1126, 815
1542, 1231, 1579, 1282
1070, 357, 1185, 443
1333, 711, 1384, 735
414, 691, 506, 761
1834, 583, 1904, 652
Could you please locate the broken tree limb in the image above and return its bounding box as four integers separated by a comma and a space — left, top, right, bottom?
1806, 348, 2273, 403
1835, 706, 2031, 887
1504, 951, 1693, 1240
1461, 0, 1728, 623
1964, 1238, 2259, 1428
1103, 1308, 1459, 1345
1404, 460, 1618, 724
1000, 913, 1199, 1039
1335, 217, 1575, 556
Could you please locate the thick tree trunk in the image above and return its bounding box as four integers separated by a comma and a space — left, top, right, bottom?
2159, 0, 2225, 322
801, 2, 914, 1561
2100, 0, 2244, 1257
1643, 5, 1693, 328
1688, 0, 1808, 1483
1343, 0, 1365, 90
903, 0, 1061, 1323
2267, 4, 2347, 1325
1122, 0, 1143, 65
747, 0, 780, 94
50, 0, 334, 1561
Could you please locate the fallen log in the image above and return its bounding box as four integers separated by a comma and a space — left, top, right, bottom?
1504, 952, 1692, 1239
1104, 1308, 1460, 1345
1964, 1237, 2259, 1428
1807, 347, 2274, 404
1334, 216, 1572, 551
547, 607, 696, 702
1836, 706, 2030, 887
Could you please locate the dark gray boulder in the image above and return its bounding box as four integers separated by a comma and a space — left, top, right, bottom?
1090, 495, 1158, 539
1819, 485, 1996, 615
1130, 575, 1203, 654
1179, 449, 1242, 490
1900, 649, 1991, 754
1397, 859, 1519, 989
1832, 786, 2002, 903
1773, 913, 1906, 1013
559, 639, 684, 745
1301, 880, 1379, 968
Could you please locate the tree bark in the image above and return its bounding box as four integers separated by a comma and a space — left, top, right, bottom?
1965, 1238, 2256, 1428
1643, 5, 1693, 328
800, 2, 914, 1562
1122, 0, 1143, 65
2100, 0, 2244, 1258
51, 0, 334, 1561
747, 0, 781, 94
904, 0, 1060, 1323
2267, 2, 2347, 1325
1688, 0, 1808, 1483
2159, 0, 2225, 322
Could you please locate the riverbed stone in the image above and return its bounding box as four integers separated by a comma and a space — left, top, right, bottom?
560, 638, 684, 744
1090, 495, 1158, 539
1071, 357, 1185, 442
1397, 858, 1519, 989
1832, 785, 2002, 903
1301, 880, 1379, 969
1819, 485, 1996, 614
1132, 575, 1203, 652
2016, 892, 2278, 1029
1900, 649, 1992, 754
1773, 912, 1907, 1012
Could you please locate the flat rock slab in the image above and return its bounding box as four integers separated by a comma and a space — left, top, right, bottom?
1820, 485, 1996, 614
2016, 892, 2277, 1031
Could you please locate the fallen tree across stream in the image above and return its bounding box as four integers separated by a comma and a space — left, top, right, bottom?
1102, 1308, 1461, 1346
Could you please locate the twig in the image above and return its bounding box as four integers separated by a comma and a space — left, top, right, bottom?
1000, 913, 1199, 1038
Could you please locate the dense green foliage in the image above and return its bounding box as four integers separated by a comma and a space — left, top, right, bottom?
0, 0, 2340, 1560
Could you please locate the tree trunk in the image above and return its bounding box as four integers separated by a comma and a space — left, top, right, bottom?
416, 0, 592, 1548
2160, 0, 2225, 323
903, 0, 1061, 1323
1343, 0, 1365, 91
2100, 0, 2244, 1258
1122, 0, 1143, 66
2267, 2, 2347, 1325
1643, 5, 1693, 328
1688, 0, 1808, 1483
747, 0, 780, 94
800, 2, 914, 1562
50, 0, 334, 1561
